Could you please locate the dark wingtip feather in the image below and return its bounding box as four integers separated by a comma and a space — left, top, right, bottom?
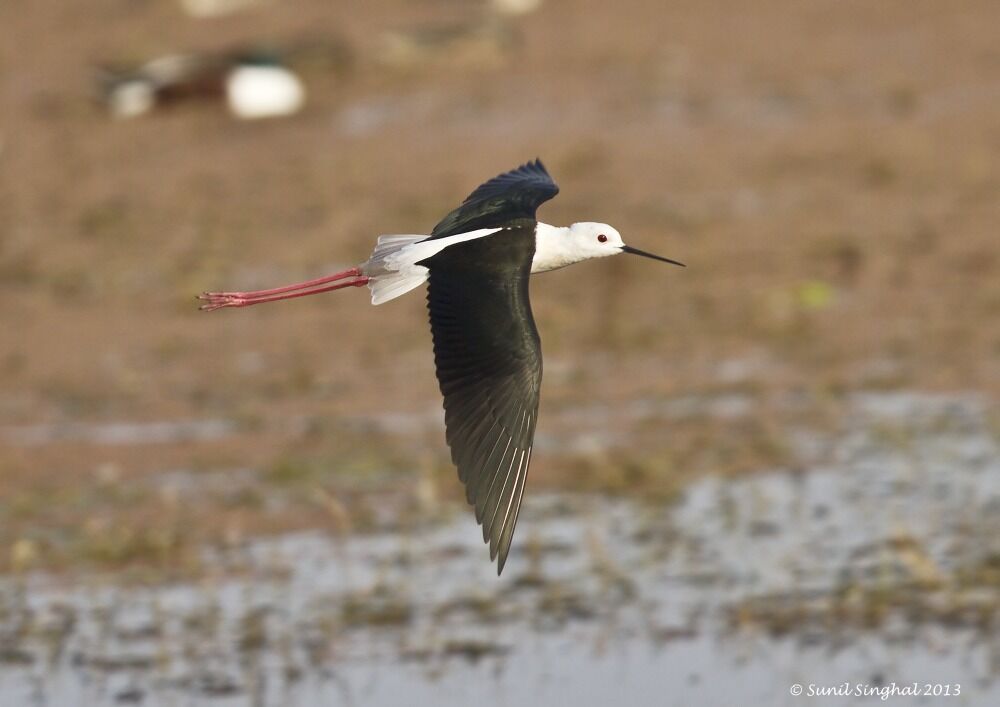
495, 534, 511, 575
428, 159, 559, 239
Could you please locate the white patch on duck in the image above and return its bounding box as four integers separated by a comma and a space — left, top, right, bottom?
109, 80, 156, 119
225, 65, 306, 120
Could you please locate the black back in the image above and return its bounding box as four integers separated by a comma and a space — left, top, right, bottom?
428, 159, 559, 240
418, 226, 541, 574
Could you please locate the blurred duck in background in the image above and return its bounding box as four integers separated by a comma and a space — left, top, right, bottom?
97, 38, 351, 120
98, 50, 307, 120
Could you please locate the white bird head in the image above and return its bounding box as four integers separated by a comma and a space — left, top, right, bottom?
565, 222, 625, 259
568, 221, 684, 264
532, 222, 684, 273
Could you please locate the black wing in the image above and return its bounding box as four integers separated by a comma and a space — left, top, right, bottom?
428, 159, 559, 240
419, 226, 541, 574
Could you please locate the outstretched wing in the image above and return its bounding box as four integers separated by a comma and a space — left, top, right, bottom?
429, 159, 559, 240
419, 226, 541, 574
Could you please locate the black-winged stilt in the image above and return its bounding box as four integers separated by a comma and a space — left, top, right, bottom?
199, 159, 684, 573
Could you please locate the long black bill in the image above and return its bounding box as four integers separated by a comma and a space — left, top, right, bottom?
621, 245, 686, 267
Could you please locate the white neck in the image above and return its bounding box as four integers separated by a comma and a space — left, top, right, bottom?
531, 223, 576, 273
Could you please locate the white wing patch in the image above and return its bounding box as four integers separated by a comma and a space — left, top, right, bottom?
362, 228, 502, 305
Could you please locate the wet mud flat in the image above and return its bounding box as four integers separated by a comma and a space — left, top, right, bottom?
1, 391, 999, 707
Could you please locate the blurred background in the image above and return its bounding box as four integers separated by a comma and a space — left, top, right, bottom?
1, 0, 999, 705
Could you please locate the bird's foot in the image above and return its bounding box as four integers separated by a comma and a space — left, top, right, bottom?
197, 292, 248, 311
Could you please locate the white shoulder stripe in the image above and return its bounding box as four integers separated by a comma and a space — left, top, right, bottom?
363, 228, 503, 305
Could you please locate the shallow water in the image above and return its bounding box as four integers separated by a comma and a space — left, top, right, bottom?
1, 392, 998, 706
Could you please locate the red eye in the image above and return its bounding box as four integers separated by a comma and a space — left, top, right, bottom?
597, 234, 608, 243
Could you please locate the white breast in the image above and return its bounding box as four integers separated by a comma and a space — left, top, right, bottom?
530, 222, 575, 273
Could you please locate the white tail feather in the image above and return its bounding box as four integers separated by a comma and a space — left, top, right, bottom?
370, 273, 428, 305
363, 235, 429, 305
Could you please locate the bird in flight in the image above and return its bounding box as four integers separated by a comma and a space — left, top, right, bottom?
200, 159, 683, 574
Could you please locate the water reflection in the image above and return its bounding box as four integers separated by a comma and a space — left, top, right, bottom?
1, 392, 998, 706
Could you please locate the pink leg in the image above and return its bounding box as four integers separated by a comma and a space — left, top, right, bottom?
199, 267, 362, 303
199, 276, 369, 311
